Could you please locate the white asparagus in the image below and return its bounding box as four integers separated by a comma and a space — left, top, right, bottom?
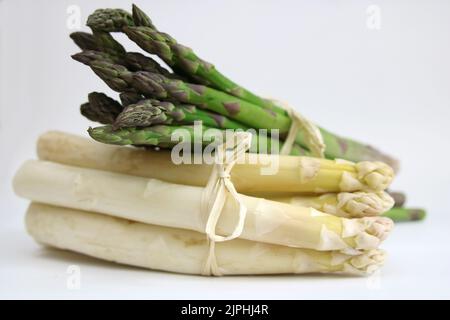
270, 192, 395, 218
14, 160, 393, 253
26, 203, 386, 276
37, 131, 394, 193
37, 131, 393, 219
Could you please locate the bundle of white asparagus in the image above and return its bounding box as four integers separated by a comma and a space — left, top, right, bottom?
13, 131, 396, 276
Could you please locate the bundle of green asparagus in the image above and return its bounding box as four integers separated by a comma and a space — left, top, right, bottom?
70, 5, 398, 165
13, 4, 424, 276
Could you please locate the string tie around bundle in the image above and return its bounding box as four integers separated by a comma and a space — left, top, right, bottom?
201, 132, 252, 276
200, 99, 324, 275
269, 98, 326, 158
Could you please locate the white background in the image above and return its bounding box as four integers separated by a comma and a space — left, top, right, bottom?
1, 0, 450, 299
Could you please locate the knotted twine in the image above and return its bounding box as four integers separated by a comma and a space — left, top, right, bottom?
270, 98, 326, 157
200, 100, 325, 276
201, 132, 252, 276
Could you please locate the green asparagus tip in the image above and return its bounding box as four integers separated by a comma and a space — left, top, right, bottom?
87, 8, 134, 32
132, 4, 155, 28
70, 32, 98, 51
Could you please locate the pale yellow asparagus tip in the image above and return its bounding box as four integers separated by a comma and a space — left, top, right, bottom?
340, 161, 394, 192
341, 216, 393, 251
272, 191, 394, 218
337, 192, 394, 218
343, 249, 386, 275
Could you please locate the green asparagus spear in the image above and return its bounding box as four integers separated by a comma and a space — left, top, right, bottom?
119, 92, 144, 106
79, 90, 253, 132
88, 124, 308, 155
80, 91, 307, 154
114, 99, 249, 130
91, 31, 126, 62
70, 32, 175, 77
87, 8, 134, 32
80, 92, 123, 124
70, 31, 125, 63
383, 208, 426, 222
131, 3, 155, 28
70, 32, 99, 51
124, 52, 180, 78
72, 50, 116, 66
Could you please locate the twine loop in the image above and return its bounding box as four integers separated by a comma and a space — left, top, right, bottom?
270, 98, 326, 158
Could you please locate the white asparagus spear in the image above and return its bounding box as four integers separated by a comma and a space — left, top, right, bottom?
37, 131, 394, 193
13, 160, 393, 253
26, 203, 386, 276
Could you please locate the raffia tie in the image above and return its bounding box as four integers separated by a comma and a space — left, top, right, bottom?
269, 98, 326, 157
201, 132, 252, 276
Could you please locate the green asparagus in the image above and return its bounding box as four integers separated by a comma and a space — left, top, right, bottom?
124, 52, 181, 79
131, 3, 155, 28
79, 89, 250, 131
114, 99, 250, 130
73, 55, 398, 167
71, 34, 174, 76
70, 32, 98, 51
88, 124, 308, 155
80, 92, 123, 124
87, 8, 134, 33
119, 92, 144, 106
70, 31, 125, 64
383, 208, 426, 222
87, 7, 286, 115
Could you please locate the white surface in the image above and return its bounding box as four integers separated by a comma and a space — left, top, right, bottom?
1, 216, 450, 299
1, 0, 450, 299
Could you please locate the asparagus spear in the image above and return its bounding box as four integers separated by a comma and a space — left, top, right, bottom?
92, 31, 126, 62
119, 92, 144, 106
69, 32, 99, 51
71, 31, 177, 78
383, 207, 426, 222
131, 4, 155, 28
79, 90, 247, 132
88, 124, 307, 155
86, 8, 135, 32
71, 48, 173, 77
27, 203, 386, 275
73, 57, 136, 92
124, 52, 183, 79
114, 98, 250, 130
80, 92, 123, 124
70, 31, 126, 63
